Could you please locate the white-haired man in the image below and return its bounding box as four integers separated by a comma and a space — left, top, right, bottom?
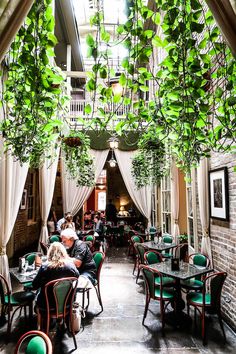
61, 228, 96, 286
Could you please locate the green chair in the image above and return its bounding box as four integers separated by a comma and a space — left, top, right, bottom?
131, 235, 144, 275
181, 253, 210, 292
83, 235, 95, 251
140, 265, 176, 332
149, 226, 157, 241
0, 274, 35, 337
48, 234, 61, 243
79, 251, 105, 314
36, 277, 78, 350
14, 330, 52, 354
144, 251, 176, 287
134, 243, 148, 283
23, 252, 42, 290
161, 234, 174, 258
187, 271, 227, 344
127, 230, 137, 256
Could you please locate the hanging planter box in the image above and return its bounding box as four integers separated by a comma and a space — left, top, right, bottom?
63, 137, 82, 147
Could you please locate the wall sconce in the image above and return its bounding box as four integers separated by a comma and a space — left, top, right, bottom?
108, 136, 119, 149
108, 149, 117, 168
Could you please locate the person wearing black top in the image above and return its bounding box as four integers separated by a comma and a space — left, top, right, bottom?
32, 242, 79, 309
61, 228, 97, 285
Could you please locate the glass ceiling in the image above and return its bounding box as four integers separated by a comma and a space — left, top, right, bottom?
72, 0, 128, 69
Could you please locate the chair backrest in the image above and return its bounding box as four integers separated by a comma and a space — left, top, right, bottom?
40, 241, 49, 256
149, 226, 157, 234
131, 235, 144, 244
135, 244, 148, 264
0, 274, 10, 305
204, 272, 227, 311
144, 250, 163, 265
189, 253, 210, 267
23, 252, 42, 266
44, 277, 78, 318
14, 330, 52, 354
49, 235, 61, 243
93, 251, 105, 282
83, 235, 95, 244
162, 234, 173, 244
141, 265, 164, 299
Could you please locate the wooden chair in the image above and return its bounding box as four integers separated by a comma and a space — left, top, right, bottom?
0, 274, 35, 337
83, 235, 96, 251
23, 252, 42, 290
36, 277, 78, 350
174, 242, 189, 261
140, 265, 176, 332
144, 250, 176, 287
78, 251, 105, 314
181, 253, 210, 292
161, 234, 174, 258
134, 243, 148, 283
187, 272, 227, 344
14, 330, 52, 354
40, 241, 49, 256
131, 235, 144, 275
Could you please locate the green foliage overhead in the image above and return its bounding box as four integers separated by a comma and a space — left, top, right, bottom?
1, 0, 68, 168
85, 0, 236, 180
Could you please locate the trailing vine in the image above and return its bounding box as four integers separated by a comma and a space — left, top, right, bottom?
1, 0, 68, 167
85, 0, 236, 176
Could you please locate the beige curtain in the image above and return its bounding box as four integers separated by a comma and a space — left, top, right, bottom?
197, 158, 213, 265
171, 160, 180, 243
114, 150, 152, 227
38, 146, 60, 250
0, 0, 34, 62
0, 142, 28, 288
61, 149, 109, 216
206, 0, 236, 56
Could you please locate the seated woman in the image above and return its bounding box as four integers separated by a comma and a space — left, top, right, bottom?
61, 213, 75, 231
32, 242, 79, 309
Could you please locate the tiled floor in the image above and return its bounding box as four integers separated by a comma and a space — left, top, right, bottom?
0, 246, 236, 353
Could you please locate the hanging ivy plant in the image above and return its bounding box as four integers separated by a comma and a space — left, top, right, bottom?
85, 0, 236, 174
1, 0, 68, 167
62, 131, 95, 187
132, 129, 168, 188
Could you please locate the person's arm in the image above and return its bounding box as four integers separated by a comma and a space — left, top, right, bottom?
70, 242, 86, 269
32, 266, 44, 290
70, 257, 82, 268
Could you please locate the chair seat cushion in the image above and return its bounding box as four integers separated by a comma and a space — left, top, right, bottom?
162, 253, 172, 258
154, 276, 175, 286
154, 287, 175, 300
26, 336, 46, 354
24, 281, 33, 288
181, 279, 203, 289
187, 292, 211, 305
6, 291, 35, 305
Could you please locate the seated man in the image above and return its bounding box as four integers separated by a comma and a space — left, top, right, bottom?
61, 228, 97, 287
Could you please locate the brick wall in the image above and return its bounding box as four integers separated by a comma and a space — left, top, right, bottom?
209, 151, 236, 329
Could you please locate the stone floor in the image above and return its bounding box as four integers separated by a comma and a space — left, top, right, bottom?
0, 246, 236, 353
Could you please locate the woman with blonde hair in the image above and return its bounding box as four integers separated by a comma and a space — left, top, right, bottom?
32, 242, 79, 308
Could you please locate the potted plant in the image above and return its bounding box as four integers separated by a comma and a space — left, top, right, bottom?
131, 129, 168, 188
61, 131, 95, 187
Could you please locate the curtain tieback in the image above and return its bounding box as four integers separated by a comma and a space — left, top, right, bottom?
203, 228, 209, 237
174, 219, 178, 224
0, 246, 6, 256
42, 221, 47, 226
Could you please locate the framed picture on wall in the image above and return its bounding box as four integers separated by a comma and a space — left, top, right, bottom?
20, 189, 27, 210
209, 167, 229, 221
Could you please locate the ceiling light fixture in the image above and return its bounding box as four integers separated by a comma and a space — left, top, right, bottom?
108, 136, 119, 149
108, 149, 117, 168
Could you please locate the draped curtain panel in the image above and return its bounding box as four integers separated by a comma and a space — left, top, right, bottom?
197, 158, 213, 266
61, 149, 109, 216
171, 160, 180, 243
0, 141, 28, 288
0, 0, 34, 62
38, 147, 60, 250
206, 0, 236, 57
115, 149, 152, 226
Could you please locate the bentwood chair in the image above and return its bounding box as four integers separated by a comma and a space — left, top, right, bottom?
127, 230, 138, 256
161, 234, 174, 258
144, 251, 176, 287
187, 271, 227, 344
36, 277, 78, 350
79, 251, 105, 314
48, 235, 61, 243
140, 265, 176, 332
14, 330, 52, 354
134, 243, 148, 283
174, 242, 189, 261
181, 253, 210, 292
23, 252, 42, 290
131, 235, 144, 275
0, 274, 35, 337
40, 241, 49, 256
83, 235, 96, 252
